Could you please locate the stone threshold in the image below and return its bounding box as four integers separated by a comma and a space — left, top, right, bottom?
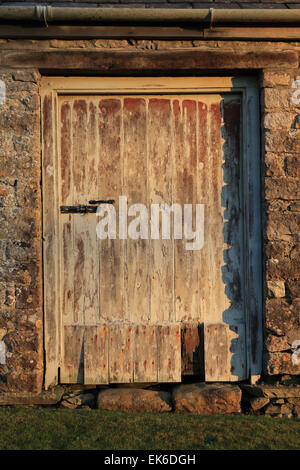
0, 387, 65, 406
0, 382, 299, 418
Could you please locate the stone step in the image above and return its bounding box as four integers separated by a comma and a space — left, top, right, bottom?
172, 383, 242, 415
0, 387, 65, 406
97, 388, 172, 413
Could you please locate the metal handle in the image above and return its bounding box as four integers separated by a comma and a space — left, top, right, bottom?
60, 200, 115, 214
88, 199, 115, 205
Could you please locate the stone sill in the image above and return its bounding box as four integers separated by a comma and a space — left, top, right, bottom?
0, 381, 299, 418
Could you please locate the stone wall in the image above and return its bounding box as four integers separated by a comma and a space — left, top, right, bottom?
0, 69, 43, 392
0, 37, 299, 392
261, 70, 300, 376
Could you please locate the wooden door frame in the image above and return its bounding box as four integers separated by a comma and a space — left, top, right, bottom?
41, 75, 262, 389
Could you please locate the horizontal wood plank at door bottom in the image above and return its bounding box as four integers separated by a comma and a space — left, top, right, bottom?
60, 324, 185, 385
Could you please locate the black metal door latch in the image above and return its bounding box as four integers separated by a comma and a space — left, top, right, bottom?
60, 200, 115, 214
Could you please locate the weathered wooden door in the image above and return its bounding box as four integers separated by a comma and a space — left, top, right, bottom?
42, 78, 261, 388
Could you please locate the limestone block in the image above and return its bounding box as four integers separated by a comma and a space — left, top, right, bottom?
97, 388, 172, 413
173, 383, 241, 415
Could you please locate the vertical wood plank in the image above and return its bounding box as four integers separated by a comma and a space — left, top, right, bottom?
202, 96, 247, 381
123, 98, 149, 322
72, 99, 88, 324
157, 325, 181, 382
98, 98, 124, 322
42, 91, 59, 389
61, 325, 85, 384
148, 98, 173, 323
173, 99, 199, 322
198, 98, 229, 324
197, 98, 208, 328
59, 99, 75, 328
221, 96, 247, 380
133, 325, 158, 382
109, 324, 133, 383
83, 100, 100, 324
60, 98, 100, 327
60, 100, 73, 206
84, 325, 108, 384
222, 97, 243, 317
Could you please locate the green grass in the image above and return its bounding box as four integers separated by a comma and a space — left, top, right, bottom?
0, 407, 299, 450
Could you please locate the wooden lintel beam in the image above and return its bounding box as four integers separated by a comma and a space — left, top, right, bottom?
1, 49, 298, 71
0, 25, 299, 41
205, 27, 300, 41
